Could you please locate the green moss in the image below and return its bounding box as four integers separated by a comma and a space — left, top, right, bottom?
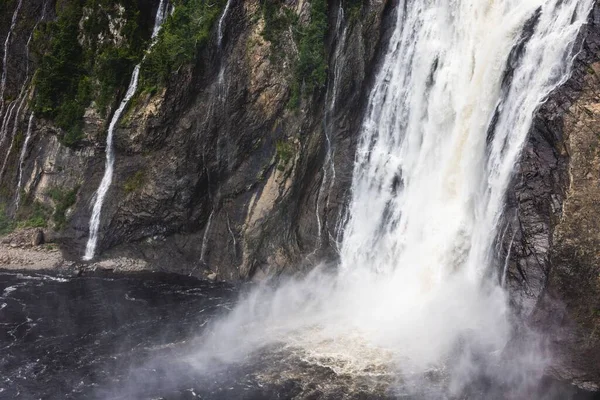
47, 186, 79, 230
0, 204, 15, 236
276, 139, 295, 167
344, 0, 363, 22
141, 0, 226, 88
123, 170, 146, 193
289, 0, 328, 108
16, 201, 51, 229
260, 0, 299, 62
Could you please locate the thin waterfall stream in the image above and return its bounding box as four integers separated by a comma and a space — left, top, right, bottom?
84, 0, 169, 260
314, 4, 346, 251
0, 0, 23, 121
14, 113, 34, 209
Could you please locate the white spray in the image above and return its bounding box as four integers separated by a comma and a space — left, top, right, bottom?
192, 0, 594, 393
84, 0, 168, 260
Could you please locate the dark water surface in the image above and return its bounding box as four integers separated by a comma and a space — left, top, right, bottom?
0, 270, 271, 399
1, 270, 599, 400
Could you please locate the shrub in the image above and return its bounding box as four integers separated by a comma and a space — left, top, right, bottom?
47, 186, 79, 230
0, 204, 14, 235
16, 201, 51, 229
276, 139, 295, 170
141, 0, 227, 88
289, 0, 328, 107
32, 0, 145, 146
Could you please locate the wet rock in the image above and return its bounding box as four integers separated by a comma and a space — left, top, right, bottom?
503, 1, 600, 388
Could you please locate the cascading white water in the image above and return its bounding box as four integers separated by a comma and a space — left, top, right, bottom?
0, 100, 17, 146
84, 0, 168, 261
217, 0, 233, 49
0, 86, 28, 178
193, 0, 594, 390
15, 113, 34, 209
0, 0, 23, 120
200, 210, 215, 262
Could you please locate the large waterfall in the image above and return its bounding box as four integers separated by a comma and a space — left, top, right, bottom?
194, 0, 595, 394
84, 0, 169, 260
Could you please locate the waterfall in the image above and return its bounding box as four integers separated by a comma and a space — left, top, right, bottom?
152, 0, 168, 39
84, 0, 168, 261
15, 113, 34, 209
0, 86, 28, 179
0, 0, 23, 120
335, 0, 594, 368
0, 2, 48, 199
200, 210, 215, 262
0, 100, 17, 147
217, 0, 234, 49
341, 0, 593, 278
313, 5, 347, 250
195, 0, 595, 390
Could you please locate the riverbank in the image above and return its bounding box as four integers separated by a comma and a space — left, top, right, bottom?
0, 228, 156, 275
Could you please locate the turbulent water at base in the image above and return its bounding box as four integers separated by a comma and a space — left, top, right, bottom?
84, 0, 168, 261
189, 0, 596, 398
3, 0, 599, 399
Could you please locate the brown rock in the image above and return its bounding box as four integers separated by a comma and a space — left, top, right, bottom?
32, 230, 44, 246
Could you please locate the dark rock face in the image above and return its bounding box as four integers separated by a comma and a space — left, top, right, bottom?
502, 3, 600, 389
0, 0, 396, 280
73, 0, 391, 280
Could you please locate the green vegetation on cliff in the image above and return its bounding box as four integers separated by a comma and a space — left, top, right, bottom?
33, 0, 146, 147
260, 0, 299, 61
0, 205, 14, 235
291, 0, 328, 106
141, 0, 226, 88
257, 0, 329, 107
47, 186, 79, 230
15, 201, 51, 229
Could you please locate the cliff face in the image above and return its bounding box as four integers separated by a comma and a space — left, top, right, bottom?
0, 0, 393, 279
2, 0, 600, 388
503, 3, 600, 388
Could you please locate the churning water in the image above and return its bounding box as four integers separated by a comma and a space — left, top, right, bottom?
190, 0, 596, 397
2, 0, 598, 398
